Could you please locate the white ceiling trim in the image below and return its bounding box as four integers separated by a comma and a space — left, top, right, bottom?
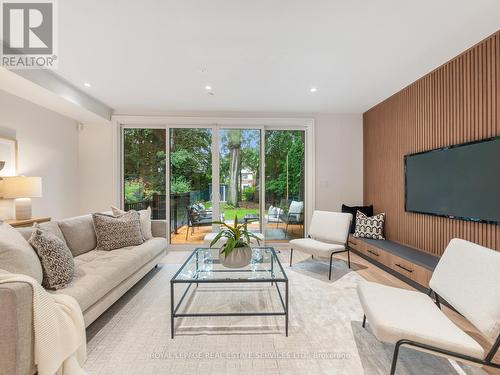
113, 114, 314, 128
0, 67, 112, 124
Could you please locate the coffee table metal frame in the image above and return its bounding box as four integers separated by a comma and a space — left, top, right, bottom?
170, 247, 288, 338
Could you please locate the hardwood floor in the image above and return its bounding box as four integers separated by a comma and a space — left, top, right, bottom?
163, 248, 500, 374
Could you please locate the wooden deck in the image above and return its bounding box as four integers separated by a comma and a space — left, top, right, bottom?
170, 222, 304, 244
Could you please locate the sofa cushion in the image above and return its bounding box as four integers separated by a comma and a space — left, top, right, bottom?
16, 221, 67, 244
93, 211, 144, 251
0, 223, 43, 283
29, 226, 74, 290
57, 214, 97, 257
111, 206, 153, 240
51, 238, 165, 311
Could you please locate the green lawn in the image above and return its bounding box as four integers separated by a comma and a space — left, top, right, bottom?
200, 201, 260, 222
222, 208, 259, 222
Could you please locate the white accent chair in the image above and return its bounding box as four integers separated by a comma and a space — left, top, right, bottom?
289, 210, 353, 280
357, 238, 500, 374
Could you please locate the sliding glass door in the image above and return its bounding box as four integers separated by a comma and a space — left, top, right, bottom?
264, 130, 305, 241
122, 124, 308, 246
123, 128, 166, 219
219, 128, 261, 233
169, 128, 213, 244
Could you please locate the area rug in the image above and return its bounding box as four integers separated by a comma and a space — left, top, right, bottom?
84, 257, 486, 375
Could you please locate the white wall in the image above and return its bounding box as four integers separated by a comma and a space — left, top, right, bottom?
77, 122, 117, 214
314, 113, 363, 211
77, 113, 364, 215
0, 90, 79, 220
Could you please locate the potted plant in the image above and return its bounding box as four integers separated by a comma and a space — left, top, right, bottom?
210, 216, 261, 268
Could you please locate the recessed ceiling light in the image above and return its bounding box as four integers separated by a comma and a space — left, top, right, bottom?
84, 82, 91, 88
205, 85, 212, 91
310, 87, 318, 93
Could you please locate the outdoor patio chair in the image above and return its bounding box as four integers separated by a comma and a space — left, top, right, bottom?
281, 200, 304, 235
185, 204, 213, 239
289, 210, 352, 279
357, 238, 500, 374
265, 205, 284, 228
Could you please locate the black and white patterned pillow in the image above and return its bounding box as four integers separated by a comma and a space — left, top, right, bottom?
29, 225, 74, 290
93, 211, 144, 251
354, 211, 385, 240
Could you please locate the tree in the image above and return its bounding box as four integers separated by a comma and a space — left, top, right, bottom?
123, 128, 166, 202
265, 130, 304, 206
227, 129, 241, 207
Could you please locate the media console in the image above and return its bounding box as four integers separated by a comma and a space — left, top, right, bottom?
348, 234, 439, 290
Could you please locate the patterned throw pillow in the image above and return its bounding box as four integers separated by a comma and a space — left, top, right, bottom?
354, 211, 386, 240
93, 211, 144, 251
111, 206, 153, 240
29, 225, 74, 290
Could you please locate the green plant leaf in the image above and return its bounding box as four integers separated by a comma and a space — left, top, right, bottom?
209, 231, 224, 248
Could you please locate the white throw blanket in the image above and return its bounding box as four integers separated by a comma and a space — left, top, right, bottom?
0, 274, 87, 375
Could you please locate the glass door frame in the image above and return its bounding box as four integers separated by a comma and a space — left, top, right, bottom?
117, 116, 315, 249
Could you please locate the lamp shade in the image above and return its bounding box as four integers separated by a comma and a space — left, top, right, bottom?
2, 176, 42, 198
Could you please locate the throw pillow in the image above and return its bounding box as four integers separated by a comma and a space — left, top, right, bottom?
93, 211, 144, 250
0, 222, 43, 283
111, 206, 153, 240
57, 214, 97, 257
342, 204, 374, 234
29, 225, 74, 290
354, 211, 385, 240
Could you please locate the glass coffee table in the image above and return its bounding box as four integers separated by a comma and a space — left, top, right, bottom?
170, 247, 289, 338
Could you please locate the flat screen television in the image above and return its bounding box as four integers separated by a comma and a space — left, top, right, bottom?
404, 136, 500, 225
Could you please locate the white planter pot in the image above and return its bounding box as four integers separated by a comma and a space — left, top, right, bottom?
220, 245, 252, 268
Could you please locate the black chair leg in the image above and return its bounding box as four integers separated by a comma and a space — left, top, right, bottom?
289, 249, 293, 267
347, 250, 351, 269
185, 225, 189, 240
434, 292, 441, 310
329, 253, 334, 280
362, 315, 366, 328
390, 341, 403, 375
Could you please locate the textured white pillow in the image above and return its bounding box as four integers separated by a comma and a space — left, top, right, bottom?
111, 206, 153, 240
0, 222, 43, 283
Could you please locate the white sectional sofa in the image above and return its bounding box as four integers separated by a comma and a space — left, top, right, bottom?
0, 214, 167, 375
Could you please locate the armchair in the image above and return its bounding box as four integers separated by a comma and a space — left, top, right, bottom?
289, 210, 352, 279
357, 238, 500, 374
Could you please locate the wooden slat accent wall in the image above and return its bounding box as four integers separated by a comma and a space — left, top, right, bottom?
363, 31, 500, 257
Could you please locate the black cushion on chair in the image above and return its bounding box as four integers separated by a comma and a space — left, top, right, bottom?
341, 204, 374, 234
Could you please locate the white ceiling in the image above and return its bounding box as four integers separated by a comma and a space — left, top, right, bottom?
56, 0, 500, 114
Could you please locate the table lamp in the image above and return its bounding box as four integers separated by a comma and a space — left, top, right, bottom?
2, 176, 43, 220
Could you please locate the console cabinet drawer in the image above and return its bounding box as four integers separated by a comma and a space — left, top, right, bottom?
348, 235, 365, 253
364, 245, 389, 265
388, 254, 432, 287
349, 236, 433, 288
